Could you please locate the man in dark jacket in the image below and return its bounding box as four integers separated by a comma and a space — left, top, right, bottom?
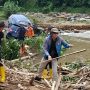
17, 24, 27, 56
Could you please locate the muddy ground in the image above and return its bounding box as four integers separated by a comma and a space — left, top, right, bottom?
59, 35, 90, 65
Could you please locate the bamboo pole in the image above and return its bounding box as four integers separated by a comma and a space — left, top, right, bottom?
42, 49, 86, 64
32, 49, 86, 67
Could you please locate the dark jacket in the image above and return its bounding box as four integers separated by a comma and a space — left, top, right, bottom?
17, 26, 26, 40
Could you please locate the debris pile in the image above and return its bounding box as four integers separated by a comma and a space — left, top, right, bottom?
0, 57, 90, 90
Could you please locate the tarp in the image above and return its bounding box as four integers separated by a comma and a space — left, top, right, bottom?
8, 14, 32, 27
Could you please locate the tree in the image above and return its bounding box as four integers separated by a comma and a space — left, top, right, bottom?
37, 0, 48, 7
64, 0, 74, 7
3, 0, 20, 18
52, 0, 64, 7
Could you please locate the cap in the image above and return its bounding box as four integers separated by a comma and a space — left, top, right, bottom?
51, 28, 59, 33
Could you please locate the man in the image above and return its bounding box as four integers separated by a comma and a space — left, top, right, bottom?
42, 25, 54, 79
0, 21, 5, 83
17, 23, 27, 56
34, 27, 72, 82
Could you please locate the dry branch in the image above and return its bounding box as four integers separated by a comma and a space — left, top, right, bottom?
6, 68, 35, 76
52, 81, 56, 90
8, 53, 38, 63
71, 84, 90, 89
44, 78, 51, 87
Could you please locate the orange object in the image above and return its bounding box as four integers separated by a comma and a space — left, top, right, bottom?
25, 26, 34, 37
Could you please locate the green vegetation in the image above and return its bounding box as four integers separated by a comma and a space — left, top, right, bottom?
3, 0, 20, 18
65, 60, 85, 70
1, 38, 20, 60
62, 60, 87, 83
62, 75, 76, 83
1, 33, 46, 60
25, 33, 46, 52
0, 0, 90, 15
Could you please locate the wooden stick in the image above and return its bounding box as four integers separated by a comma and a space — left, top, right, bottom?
35, 85, 46, 89
76, 76, 84, 84
42, 49, 86, 64
32, 49, 86, 67
51, 81, 56, 90
71, 84, 84, 89
44, 78, 51, 87
7, 53, 38, 63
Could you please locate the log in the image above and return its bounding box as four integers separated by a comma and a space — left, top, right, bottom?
51, 81, 56, 90
55, 74, 62, 90
6, 68, 35, 76
74, 66, 86, 75
7, 53, 38, 63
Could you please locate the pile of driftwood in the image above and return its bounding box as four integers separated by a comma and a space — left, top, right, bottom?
51, 65, 90, 90
1, 49, 90, 90
18, 59, 89, 90
2, 60, 89, 90
29, 62, 90, 90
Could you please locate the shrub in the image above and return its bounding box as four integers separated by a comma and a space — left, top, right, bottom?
25, 34, 45, 52
1, 38, 20, 60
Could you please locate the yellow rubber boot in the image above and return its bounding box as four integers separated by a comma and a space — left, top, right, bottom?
42, 69, 49, 79
0, 66, 5, 83
49, 69, 53, 79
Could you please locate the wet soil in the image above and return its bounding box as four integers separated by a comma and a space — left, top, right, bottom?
59, 35, 90, 65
